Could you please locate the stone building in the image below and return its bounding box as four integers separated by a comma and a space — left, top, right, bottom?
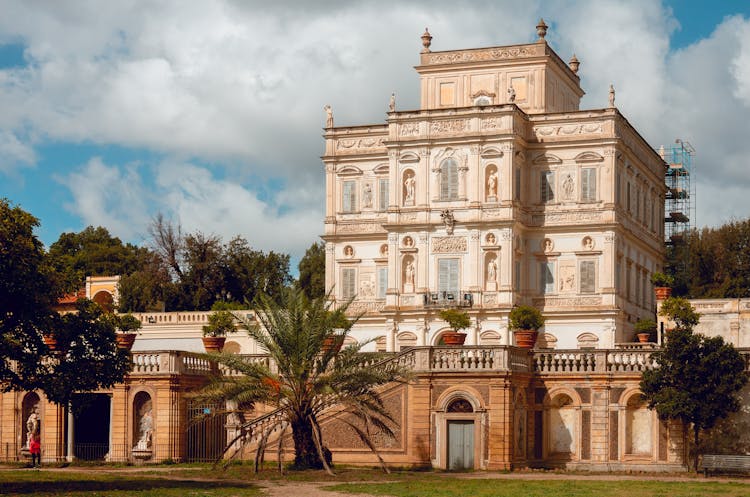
323, 22, 666, 352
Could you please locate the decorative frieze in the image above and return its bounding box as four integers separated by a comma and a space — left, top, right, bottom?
532, 211, 603, 226
532, 297, 602, 307
533, 122, 603, 139
422, 44, 541, 65
430, 119, 468, 134
336, 137, 386, 152
432, 236, 468, 253
337, 223, 387, 234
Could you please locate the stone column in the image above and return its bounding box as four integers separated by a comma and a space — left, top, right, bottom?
66, 402, 74, 462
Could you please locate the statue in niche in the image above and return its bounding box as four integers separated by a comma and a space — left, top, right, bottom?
543, 239, 553, 253
324, 104, 333, 128
404, 172, 415, 204
135, 407, 153, 450
507, 86, 516, 103
487, 258, 497, 284
404, 260, 415, 287
562, 174, 574, 200
389, 92, 396, 112
584, 237, 594, 250
487, 170, 498, 198
25, 405, 40, 448
362, 183, 372, 208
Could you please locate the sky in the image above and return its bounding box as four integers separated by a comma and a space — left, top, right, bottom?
1, 0, 750, 264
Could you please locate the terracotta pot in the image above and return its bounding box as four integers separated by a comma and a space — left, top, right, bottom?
322, 336, 343, 354
202, 336, 226, 353
654, 286, 672, 300
441, 332, 467, 346
116, 332, 137, 351
637, 333, 651, 343
42, 332, 58, 351
514, 329, 538, 349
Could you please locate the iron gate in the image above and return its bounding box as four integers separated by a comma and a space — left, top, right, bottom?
186, 401, 227, 462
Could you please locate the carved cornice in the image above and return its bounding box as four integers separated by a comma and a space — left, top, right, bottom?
420, 43, 543, 66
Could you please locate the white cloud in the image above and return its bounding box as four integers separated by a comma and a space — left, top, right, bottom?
2, 0, 750, 252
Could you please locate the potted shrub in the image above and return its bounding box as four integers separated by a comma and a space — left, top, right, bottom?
115, 313, 142, 351
651, 272, 674, 300
202, 303, 239, 352
634, 318, 656, 343
439, 309, 471, 346
42, 331, 58, 351
509, 305, 545, 349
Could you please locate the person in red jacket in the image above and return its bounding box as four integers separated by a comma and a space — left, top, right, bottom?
29, 434, 41, 468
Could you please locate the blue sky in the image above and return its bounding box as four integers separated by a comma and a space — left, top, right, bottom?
1, 0, 749, 261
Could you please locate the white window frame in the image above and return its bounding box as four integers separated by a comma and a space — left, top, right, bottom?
342, 180, 357, 213
378, 178, 389, 212
341, 267, 356, 300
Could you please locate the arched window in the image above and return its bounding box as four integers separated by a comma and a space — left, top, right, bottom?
447, 398, 474, 413
440, 159, 459, 200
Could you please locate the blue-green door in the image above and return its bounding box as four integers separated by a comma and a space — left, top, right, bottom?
447, 420, 474, 470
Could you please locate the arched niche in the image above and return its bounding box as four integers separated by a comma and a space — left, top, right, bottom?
375, 336, 387, 352
402, 254, 416, 293
485, 164, 499, 201
484, 252, 498, 290
396, 331, 417, 351
92, 290, 114, 313
402, 168, 416, 206
624, 393, 653, 456
547, 392, 578, 458
577, 332, 599, 349
132, 391, 154, 454
22, 392, 41, 449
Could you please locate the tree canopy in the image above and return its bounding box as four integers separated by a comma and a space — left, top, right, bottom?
640, 297, 748, 470
297, 241, 325, 300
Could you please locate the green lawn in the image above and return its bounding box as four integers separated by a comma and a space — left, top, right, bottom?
0, 468, 261, 497
328, 478, 750, 497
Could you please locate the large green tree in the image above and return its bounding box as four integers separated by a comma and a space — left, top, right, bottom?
196, 290, 407, 473
640, 297, 748, 470
297, 241, 325, 300
0, 199, 131, 403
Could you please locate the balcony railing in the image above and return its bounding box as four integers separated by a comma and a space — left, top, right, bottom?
422, 291, 474, 309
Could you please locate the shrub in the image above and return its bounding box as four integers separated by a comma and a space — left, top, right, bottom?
508, 305, 545, 331
439, 309, 471, 333
650, 271, 674, 287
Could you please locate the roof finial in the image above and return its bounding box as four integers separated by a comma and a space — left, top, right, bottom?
421, 27, 432, 53
608, 84, 616, 108
536, 18, 548, 41
569, 54, 580, 74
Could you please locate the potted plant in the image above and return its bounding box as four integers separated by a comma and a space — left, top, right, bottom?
634, 318, 656, 343
651, 272, 674, 300
42, 331, 58, 351
509, 305, 545, 349
439, 309, 471, 346
202, 302, 240, 352
115, 313, 142, 351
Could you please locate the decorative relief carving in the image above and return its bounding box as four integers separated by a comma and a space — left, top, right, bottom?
430, 119, 468, 134
401, 212, 418, 222
582, 236, 595, 250
533, 122, 603, 139
532, 297, 602, 307
336, 137, 386, 151
346, 301, 386, 314
337, 223, 387, 234
482, 208, 504, 219
481, 118, 500, 130
433, 236, 467, 253
471, 230, 480, 241
501, 229, 512, 241
532, 211, 603, 225
483, 293, 498, 305
423, 44, 540, 65
399, 122, 420, 137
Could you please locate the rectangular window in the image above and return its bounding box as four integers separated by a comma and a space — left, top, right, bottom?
515, 260, 521, 290
581, 168, 596, 202
378, 178, 389, 211
514, 169, 521, 201
580, 260, 596, 294
440, 159, 459, 200
342, 180, 357, 212
540, 261, 555, 294
626, 182, 631, 212
341, 268, 356, 299
541, 171, 555, 203
377, 267, 387, 299
438, 258, 460, 298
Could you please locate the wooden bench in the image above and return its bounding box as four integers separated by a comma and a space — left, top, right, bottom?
699, 454, 750, 476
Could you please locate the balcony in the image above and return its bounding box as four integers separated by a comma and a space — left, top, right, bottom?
422, 291, 474, 309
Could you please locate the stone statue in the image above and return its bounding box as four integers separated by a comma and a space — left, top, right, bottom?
344, 245, 354, 257
404, 172, 415, 203
487, 170, 498, 197
608, 85, 615, 108
562, 174, 574, 199
544, 239, 553, 252
136, 408, 153, 450
405, 260, 415, 286
487, 258, 497, 283
441, 209, 455, 235
389, 92, 396, 112
324, 104, 334, 128
362, 183, 372, 208
507, 86, 516, 103
26, 405, 40, 447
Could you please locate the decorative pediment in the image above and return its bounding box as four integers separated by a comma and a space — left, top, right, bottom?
574, 151, 604, 163
480, 146, 504, 158
471, 89, 496, 99
399, 152, 420, 164
532, 153, 562, 165
337, 165, 363, 176
373, 163, 390, 174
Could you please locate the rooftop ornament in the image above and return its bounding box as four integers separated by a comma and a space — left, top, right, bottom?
421, 27, 432, 53
608, 84, 616, 108
536, 18, 548, 41
569, 54, 580, 74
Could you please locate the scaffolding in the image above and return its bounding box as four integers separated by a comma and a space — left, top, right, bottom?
659, 139, 695, 245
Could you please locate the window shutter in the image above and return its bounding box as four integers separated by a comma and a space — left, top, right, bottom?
377, 267, 387, 299
441, 159, 458, 200
582, 168, 596, 202
540, 262, 554, 294
343, 181, 357, 212
580, 260, 595, 293
439, 258, 459, 297
541, 171, 554, 202
342, 268, 356, 299
378, 178, 389, 211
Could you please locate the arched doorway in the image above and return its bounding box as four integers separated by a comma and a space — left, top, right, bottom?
446, 398, 474, 470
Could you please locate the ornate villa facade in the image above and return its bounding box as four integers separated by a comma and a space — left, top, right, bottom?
2, 23, 749, 472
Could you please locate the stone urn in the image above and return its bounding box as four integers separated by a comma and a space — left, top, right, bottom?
116, 332, 137, 351
654, 286, 672, 300
202, 336, 226, 353
513, 329, 538, 349
441, 332, 467, 346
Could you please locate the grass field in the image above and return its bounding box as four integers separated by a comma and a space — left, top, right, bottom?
329, 478, 750, 497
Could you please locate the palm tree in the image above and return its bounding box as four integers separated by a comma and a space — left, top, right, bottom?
195, 289, 408, 473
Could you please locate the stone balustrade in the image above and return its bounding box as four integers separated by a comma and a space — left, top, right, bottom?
130, 310, 255, 326
131, 351, 213, 375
